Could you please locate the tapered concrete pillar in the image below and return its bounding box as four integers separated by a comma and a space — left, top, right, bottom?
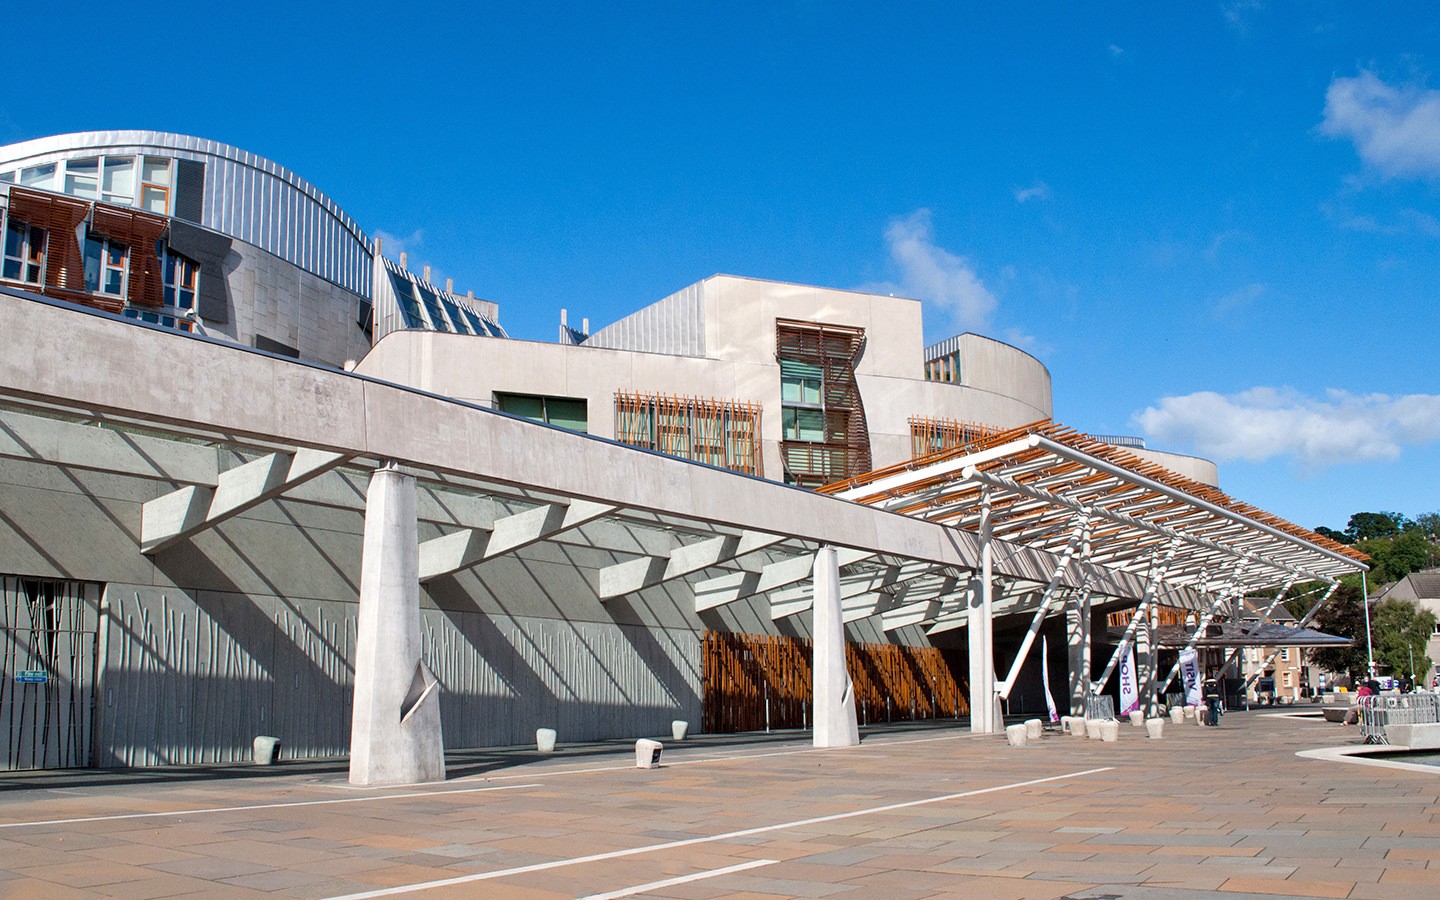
968, 498, 998, 733
349, 465, 445, 785
1067, 591, 1092, 716
812, 546, 859, 747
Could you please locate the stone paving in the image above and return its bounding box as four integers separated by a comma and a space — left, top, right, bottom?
0, 711, 1435, 899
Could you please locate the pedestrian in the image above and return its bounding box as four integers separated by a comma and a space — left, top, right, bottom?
1203, 677, 1221, 727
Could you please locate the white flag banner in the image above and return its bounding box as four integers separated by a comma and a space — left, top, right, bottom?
1042, 635, 1060, 722
1180, 648, 1202, 707
1119, 646, 1140, 715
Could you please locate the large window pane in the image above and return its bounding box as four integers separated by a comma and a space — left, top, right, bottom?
496, 393, 544, 420
19, 164, 55, 189
545, 398, 588, 433
102, 157, 135, 203
64, 158, 99, 199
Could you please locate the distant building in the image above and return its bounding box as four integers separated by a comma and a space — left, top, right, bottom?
1371, 568, 1440, 686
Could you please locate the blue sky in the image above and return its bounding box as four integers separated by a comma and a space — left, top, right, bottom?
7, 2, 1440, 532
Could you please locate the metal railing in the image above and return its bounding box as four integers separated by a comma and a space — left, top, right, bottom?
1358, 693, 1440, 745
1085, 695, 1116, 721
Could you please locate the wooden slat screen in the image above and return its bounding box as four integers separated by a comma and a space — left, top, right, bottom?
614, 391, 763, 476
702, 631, 969, 733
89, 205, 169, 308
775, 319, 871, 488
6, 188, 90, 298
909, 415, 1003, 460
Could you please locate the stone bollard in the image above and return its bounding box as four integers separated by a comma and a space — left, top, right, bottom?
1006, 723, 1029, 747
1100, 721, 1120, 742
536, 728, 557, 752
1169, 707, 1185, 725
1146, 718, 1164, 739
1070, 717, 1090, 739
1025, 718, 1043, 739
635, 739, 663, 768
1196, 709, 1206, 726
253, 735, 281, 765
1086, 719, 1105, 739
671, 720, 689, 741
1128, 710, 1144, 726
1184, 705, 1196, 719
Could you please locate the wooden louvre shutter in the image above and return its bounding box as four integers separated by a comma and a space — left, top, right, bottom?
6, 188, 89, 296
88, 204, 169, 308
776, 319, 871, 487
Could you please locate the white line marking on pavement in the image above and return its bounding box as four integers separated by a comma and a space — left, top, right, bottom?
324, 766, 1115, 899
576, 859, 779, 900
0, 782, 540, 829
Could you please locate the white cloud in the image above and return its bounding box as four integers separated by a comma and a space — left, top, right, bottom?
1107, 44, 1124, 59
1320, 71, 1440, 179
1210, 282, 1264, 319
372, 228, 425, 257
1222, 0, 1262, 31
1014, 181, 1052, 203
1133, 387, 1440, 470
865, 209, 998, 335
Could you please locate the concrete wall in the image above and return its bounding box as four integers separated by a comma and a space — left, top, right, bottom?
1131, 448, 1221, 488
202, 237, 372, 366
356, 274, 1054, 474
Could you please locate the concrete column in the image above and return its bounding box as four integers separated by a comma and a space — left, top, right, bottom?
812, 546, 859, 747
1066, 591, 1092, 716
349, 465, 445, 786
968, 498, 997, 733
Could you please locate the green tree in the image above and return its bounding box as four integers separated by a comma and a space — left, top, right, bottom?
1356, 531, 1440, 584
1306, 582, 1371, 679
1374, 598, 1436, 681
1315, 525, 1352, 545
1348, 511, 1406, 541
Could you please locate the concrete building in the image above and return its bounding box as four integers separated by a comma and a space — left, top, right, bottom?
0, 131, 1362, 776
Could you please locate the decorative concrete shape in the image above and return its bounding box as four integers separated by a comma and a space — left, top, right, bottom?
811, 547, 860, 747
1385, 722, 1440, 749
1100, 721, 1120, 742
1006, 724, 1028, 746
636, 739, 663, 768
349, 467, 445, 786
1129, 710, 1144, 726
1071, 718, 1090, 739
1169, 707, 1185, 724
253, 735, 281, 765
536, 728, 557, 753
1146, 718, 1164, 739
672, 720, 689, 741
1025, 718, 1043, 739
1086, 719, 1105, 739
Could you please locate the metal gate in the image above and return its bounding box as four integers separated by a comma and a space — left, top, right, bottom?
0, 576, 101, 769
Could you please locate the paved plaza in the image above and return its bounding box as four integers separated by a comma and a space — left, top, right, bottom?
0, 712, 1435, 899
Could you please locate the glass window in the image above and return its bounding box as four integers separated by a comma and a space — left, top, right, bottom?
414, 284, 450, 331
387, 272, 425, 328
780, 360, 823, 405
102, 156, 135, 205
496, 393, 588, 433
64, 157, 100, 199
163, 249, 199, 310
140, 157, 172, 213
0, 171, 13, 183
19, 164, 56, 190
440, 298, 472, 334
84, 235, 128, 297
3, 220, 46, 284
783, 407, 826, 442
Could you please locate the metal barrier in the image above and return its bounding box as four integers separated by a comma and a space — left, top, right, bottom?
1358, 693, 1440, 745
1086, 695, 1116, 721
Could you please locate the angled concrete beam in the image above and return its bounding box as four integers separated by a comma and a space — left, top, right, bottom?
694, 547, 876, 612
418, 499, 616, 582
769, 561, 935, 620
141, 448, 348, 553
596, 530, 783, 599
